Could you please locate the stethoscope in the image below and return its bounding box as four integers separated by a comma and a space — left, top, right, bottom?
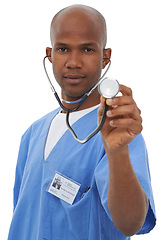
43, 56, 120, 143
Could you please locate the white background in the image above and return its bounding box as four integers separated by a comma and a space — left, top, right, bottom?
0, 0, 160, 239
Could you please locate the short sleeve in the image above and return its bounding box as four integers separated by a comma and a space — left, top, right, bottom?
95, 133, 156, 234
13, 127, 32, 209
129, 134, 156, 234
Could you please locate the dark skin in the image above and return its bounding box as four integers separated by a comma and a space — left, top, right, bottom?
47, 6, 110, 111
46, 5, 149, 237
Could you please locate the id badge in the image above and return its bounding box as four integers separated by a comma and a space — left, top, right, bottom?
47, 171, 81, 205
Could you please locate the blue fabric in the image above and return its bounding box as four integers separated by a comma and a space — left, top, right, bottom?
8, 108, 156, 240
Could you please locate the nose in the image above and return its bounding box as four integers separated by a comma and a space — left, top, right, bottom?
65, 51, 82, 69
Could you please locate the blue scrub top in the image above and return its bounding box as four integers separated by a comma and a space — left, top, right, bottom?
8, 108, 156, 240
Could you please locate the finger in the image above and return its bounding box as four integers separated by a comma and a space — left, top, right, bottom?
106, 105, 142, 121
106, 95, 134, 107
137, 107, 141, 115
110, 118, 143, 134
119, 84, 133, 96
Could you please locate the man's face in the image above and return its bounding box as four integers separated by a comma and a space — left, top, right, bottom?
50, 11, 110, 100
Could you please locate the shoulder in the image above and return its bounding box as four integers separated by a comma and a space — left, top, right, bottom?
21, 108, 60, 141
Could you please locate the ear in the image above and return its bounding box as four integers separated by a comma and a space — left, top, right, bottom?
46, 47, 52, 63
102, 48, 112, 69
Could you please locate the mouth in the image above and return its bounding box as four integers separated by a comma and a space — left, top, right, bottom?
63, 74, 86, 85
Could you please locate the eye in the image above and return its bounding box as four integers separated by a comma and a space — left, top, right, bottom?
84, 48, 95, 53
83, 48, 95, 55
57, 47, 68, 53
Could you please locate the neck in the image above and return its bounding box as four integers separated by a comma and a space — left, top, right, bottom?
61, 89, 100, 113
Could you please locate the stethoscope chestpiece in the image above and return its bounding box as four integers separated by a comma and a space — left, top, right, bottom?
98, 77, 120, 98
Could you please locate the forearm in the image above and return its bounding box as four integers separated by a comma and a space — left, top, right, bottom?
98, 86, 149, 236
105, 144, 149, 236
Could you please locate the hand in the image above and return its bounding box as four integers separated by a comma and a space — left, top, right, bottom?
98, 84, 142, 150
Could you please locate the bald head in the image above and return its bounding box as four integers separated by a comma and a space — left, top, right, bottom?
50, 4, 107, 48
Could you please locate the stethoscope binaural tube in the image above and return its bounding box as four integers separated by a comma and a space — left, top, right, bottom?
43, 56, 120, 143
43, 56, 111, 112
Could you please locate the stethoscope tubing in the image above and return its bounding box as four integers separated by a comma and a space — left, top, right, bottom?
66, 103, 108, 143
43, 56, 111, 112
43, 56, 111, 143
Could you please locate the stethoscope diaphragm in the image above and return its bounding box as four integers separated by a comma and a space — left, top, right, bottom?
98, 77, 120, 98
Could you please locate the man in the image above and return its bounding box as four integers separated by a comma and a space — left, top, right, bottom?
8, 4, 156, 240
